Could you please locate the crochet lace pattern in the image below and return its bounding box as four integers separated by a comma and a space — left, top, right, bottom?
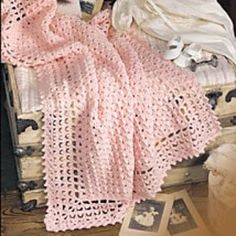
1, 0, 221, 232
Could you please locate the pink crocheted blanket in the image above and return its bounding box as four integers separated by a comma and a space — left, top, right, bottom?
2, 0, 221, 232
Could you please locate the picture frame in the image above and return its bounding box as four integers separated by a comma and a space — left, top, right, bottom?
167, 190, 211, 236
119, 194, 173, 236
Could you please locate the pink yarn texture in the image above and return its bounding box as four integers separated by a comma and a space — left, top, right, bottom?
1, 0, 221, 232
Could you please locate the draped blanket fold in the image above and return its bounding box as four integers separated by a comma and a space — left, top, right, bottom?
1, 0, 221, 232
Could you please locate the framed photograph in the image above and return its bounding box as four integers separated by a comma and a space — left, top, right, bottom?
167, 190, 210, 236
119, 194, 173, 236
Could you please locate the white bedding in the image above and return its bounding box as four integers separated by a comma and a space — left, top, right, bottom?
112, 0, 236, 66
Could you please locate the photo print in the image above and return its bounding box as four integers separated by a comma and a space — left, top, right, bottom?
168, 199, 197, 235
167, 190, 210, 236
128, 199, 165, 232
119, 194, 173, 236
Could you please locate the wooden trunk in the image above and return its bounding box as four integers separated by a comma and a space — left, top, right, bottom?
2, 64, 236, 210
